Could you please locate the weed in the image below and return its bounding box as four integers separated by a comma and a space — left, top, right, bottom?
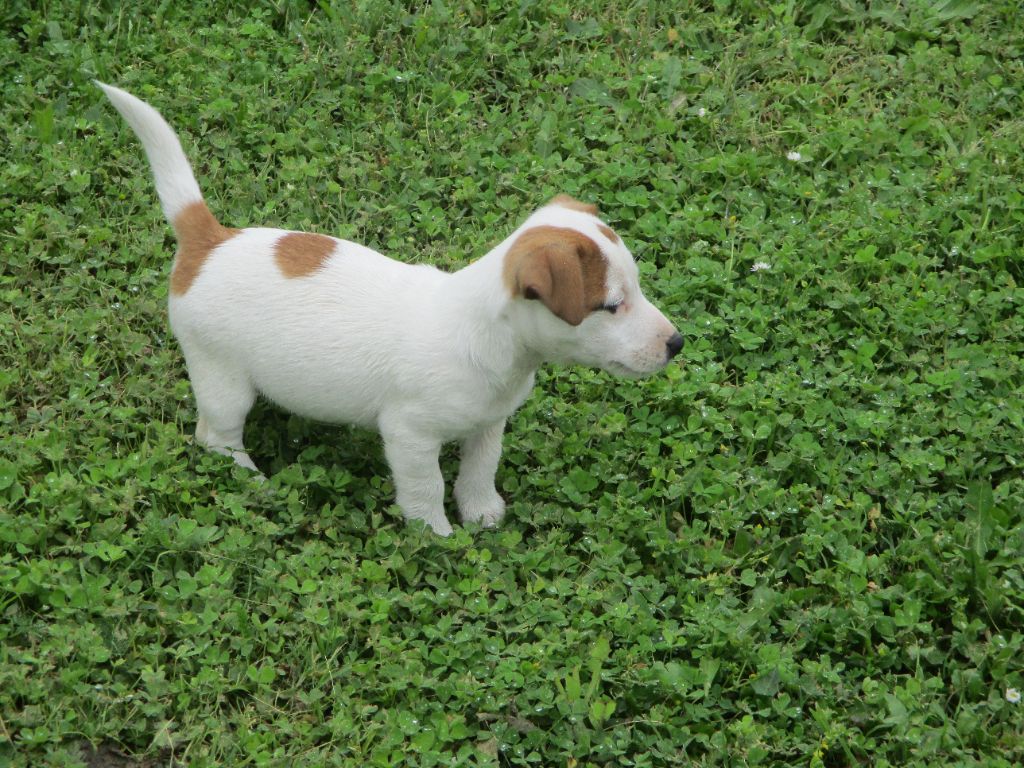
1, 1, 1022, 766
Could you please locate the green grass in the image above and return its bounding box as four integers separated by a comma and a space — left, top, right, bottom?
2, 1, 1023, 765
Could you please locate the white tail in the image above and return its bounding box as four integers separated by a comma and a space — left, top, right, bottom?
96, 81, 204, 224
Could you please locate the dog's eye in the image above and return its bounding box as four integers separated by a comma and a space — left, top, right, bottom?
603, 301, 623, 314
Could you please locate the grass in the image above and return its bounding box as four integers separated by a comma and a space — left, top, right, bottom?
2, 1, 1023, 765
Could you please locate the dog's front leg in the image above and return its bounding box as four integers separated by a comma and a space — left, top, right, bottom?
454, 419, 507, 528
380, 418, 453, 536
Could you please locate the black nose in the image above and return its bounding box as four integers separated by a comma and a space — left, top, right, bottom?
666, 332, 684, 359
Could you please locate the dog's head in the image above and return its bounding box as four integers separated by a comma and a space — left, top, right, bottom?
503, 195, 682, 377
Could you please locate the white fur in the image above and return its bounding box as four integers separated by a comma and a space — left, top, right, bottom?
98, 82, 681, 536
96, 82, 203, 223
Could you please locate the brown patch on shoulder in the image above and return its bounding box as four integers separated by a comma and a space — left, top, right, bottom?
549, 194, 599, 216
274, 232, 337, 278
171, 201, 239, 295
597, 224, 620, 244
502, 225, 608, 326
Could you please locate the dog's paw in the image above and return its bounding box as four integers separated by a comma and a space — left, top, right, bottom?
431, 518, 455, 537
402, 510, 454, 537
458, 491, 506, 528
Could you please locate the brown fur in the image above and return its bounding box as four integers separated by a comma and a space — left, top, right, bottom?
597, 224, 620, 244
549, 194, 598, 216
274, 232, 337, 278
503, 226, 608, 326
171, 201, 238, 296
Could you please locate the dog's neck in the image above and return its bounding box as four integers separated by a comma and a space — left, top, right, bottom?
438, 244, 543, 386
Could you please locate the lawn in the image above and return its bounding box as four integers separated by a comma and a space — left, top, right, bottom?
2, 1, 1023, 766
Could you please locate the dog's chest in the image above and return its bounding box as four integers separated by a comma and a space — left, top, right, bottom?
420, 369, 535, 440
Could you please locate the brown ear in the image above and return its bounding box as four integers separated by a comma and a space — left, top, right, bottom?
504, 226, 607, 327
515, 240, 586, 325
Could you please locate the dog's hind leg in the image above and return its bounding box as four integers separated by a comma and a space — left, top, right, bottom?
184, 348, 259, 472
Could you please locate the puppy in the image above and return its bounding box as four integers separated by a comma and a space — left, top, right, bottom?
97, 82, 682, 536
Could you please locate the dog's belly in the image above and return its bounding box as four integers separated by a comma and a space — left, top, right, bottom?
252, 363, 388, 428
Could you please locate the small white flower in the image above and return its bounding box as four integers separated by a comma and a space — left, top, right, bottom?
697, 107, 707, 117
1007, 688, 1021, 704
786, 151, 802, 161
751, 261, 771, 272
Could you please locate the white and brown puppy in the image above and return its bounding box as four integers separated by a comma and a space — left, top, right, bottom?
97, 82, 682, 536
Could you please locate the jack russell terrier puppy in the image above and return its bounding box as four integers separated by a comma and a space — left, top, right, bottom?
97, 82, 683, 536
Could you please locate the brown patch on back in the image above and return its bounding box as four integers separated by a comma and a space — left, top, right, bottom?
597, 224, 620, 244
549, 194, 599, 216
274, 232, 337, 278
503, 225, 608, 326
170, 201, 239, 295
